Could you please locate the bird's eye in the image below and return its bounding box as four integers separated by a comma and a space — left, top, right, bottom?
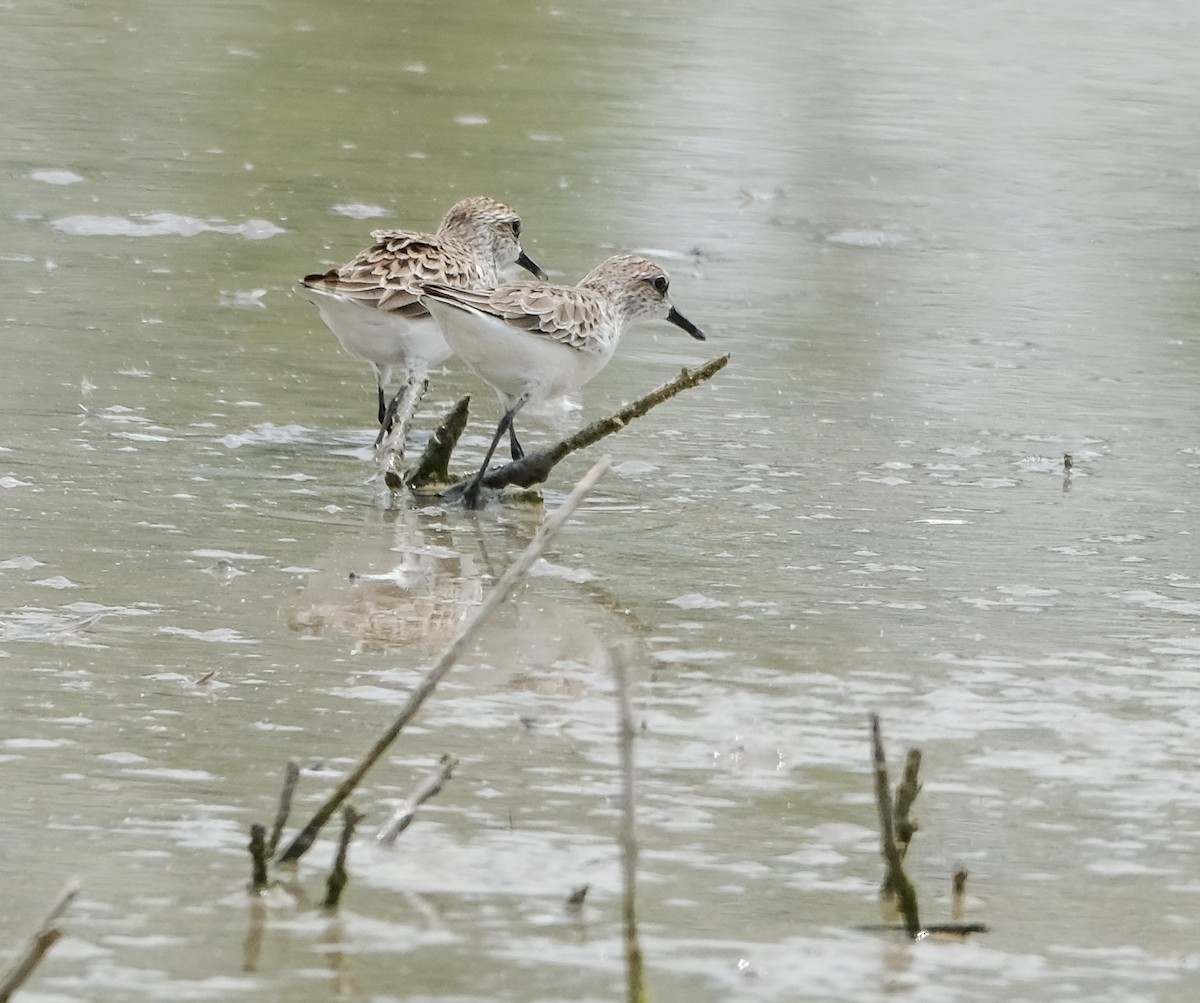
511, 220, 522, 239
652, 276, 668, 294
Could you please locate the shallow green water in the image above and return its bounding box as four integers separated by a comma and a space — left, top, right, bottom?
3, 1, 1200, 1001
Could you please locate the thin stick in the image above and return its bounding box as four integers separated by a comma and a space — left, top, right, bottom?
276, 456, 612, 865
266, 760, 300, 858
444, 354, 730, 499
322, 806, 365, 912
871, 714, 921, 938
952, 869, 968, 924
0, 880, 80, 1003
883, 748, 922, 898
248, 824, 269, 895
376, 753, 459, 845
404, 394, 472, 491
610, 645, 646, 1003
893, 749, 922, 853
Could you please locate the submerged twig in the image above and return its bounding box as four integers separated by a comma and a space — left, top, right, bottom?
441, 354, 730, 503
0, 880, 80, 1003
322, 806, 365, 912
267, 760, 301, 859
610, 645, 646, 1003
871, 714, 921, 938
375, 753, 459, 845
404, 394, 472, 491
276, 456, 612, 865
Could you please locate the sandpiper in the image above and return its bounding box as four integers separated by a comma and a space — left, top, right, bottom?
295, 196, 545, 440
420, 254, 705, 508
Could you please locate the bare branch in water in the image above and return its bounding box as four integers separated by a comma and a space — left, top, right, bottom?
322, 806, 366, 912
0, 880, 80, 1003
871, 714, 921, 938
403, 395, 471, 491
376, 754, 459, 845
440, 354, 730, 503
267, 760, 300, 859
275, 457, 612, 865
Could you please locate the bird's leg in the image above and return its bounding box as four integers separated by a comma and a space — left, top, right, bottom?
463, 396, 527, 509
376, 383, 388, 428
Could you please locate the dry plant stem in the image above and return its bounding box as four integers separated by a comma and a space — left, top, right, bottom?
445, 354, 730, 499
0, 880, 80, 1003
323, 806, 365, 912
376, 753, 459, 845
871, 714, 921, 939
276, 456, 612, 865
610, 645, 647, 1003
405, 395, 471, 491
267, 760, 300, 858
248, 824, 269, 895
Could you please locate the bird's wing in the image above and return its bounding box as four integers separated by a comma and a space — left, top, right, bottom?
300, 233, 481, 318
422, 281, 604, 351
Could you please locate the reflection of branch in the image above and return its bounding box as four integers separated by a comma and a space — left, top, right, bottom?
276, 457, 612, 865
0, 880, 79, 1002
376, 754, 459, 845
441, 355, 730, 502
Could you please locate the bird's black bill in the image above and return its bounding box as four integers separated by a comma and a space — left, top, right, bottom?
667, 306, 705, 341
516, 251, 548, 280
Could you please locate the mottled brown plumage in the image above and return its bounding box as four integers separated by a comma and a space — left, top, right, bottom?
420, 254, 705, 507
295, 196, 544, 429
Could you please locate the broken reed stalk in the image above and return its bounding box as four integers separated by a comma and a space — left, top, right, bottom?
376, 753, 459, 845
0, 880, 80, 1003
444, 354, 730, 500
322, 806, 365, 912
404, 395, 471, 491
248, 824, 269, 895
893, 749, 922, 853
871, 714, 921, 939
882, 748, 922, 898
275, 456, 612, 865
610, 645, 647, 1003
267, 760, 300, 859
